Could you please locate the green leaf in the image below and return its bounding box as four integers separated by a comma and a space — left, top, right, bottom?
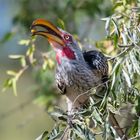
9, 55, 24, 59
73, 124, 95, 140
122, 69, 131, 87
121, 31, 128, 45
12, 78, 17, 96
111, 59, 122, 89
49, 107, 67, 121
113, 1, 123, 9
111, 59, 122, 75
57, 19, 65, 30
0, 32, 14, 43
105, 17, 111, 36
7, 70, 17, 76
26, 45, 35, 56
111, 72, 116, 90
18, 39, 30, 46
91, 108, 103, 125
128, 120, 138, 137
2, 78, 13, 92
130, 52, 140, 74
111, 18, 120, 36
20, 56, 26, 67
48, 125, 64, 140
35, 131, 48, 140
114, 33, 118, 48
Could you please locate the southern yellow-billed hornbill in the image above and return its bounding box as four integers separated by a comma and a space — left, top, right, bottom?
31, 19, 126, 139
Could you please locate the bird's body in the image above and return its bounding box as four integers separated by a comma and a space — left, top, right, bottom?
31, 19, 127, 139
31, 19, 108, 111
56, 50, 108, 111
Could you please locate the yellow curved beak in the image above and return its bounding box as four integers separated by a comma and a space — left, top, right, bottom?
31, 19, 65, 46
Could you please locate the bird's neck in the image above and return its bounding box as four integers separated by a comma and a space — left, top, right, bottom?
56, 47, 76, 64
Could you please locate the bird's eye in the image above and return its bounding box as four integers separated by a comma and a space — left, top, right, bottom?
64, 35, 70, 40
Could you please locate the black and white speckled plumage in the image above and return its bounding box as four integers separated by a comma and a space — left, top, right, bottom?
55, 43, 108, 111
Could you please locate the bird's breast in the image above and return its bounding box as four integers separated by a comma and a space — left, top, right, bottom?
56, 61, 101, 93
56, 61, 102, 109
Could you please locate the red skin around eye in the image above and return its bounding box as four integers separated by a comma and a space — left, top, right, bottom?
56, 34, 75, 64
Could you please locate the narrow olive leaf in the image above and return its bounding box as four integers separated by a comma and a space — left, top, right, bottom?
122, 69, 131, 87
114, 33, 118, 48
122, 0, 127, 5
49, 107, 67, 121
105, 18, 111, 36
70, 130, 76, 140
73, 124, 95, 140
132, 29, 138, 43
101, 17, 110, 21
18, 39, 30, 46
20, 56, 26, 67
47, 59, 55, 69
48, 126, 64, 140
15, 66, 28, 80
12, 78, 17, 96
121, 32, 128, 45
7, 70, 17, 76
50, 131, 64, 140
111, 59, 121, 75
111, 18, 120, 36
110, 126, 121, 139
125, 59, 133, 79
137, 26, 140, 33
99, 89, 109, 110
113, 1, 123, 9
103, 113, 111, 140
0, 32, 14, 43
26, 45, 36, 65
130, 52, 140, 74
73, 125, 85, 139
9, 55, 24, 59
91, 108, 103, 124
57, 19, 65, 30
42, 60, 47, 71
35, 131, 48, 140
7, 66, 28, 96
111, 73, 116, 90
127, 120, 138, 137
26, 44, 35, 56
2, 78, 13, 92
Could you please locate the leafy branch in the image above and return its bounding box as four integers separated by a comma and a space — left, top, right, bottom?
3, 0, 140, 140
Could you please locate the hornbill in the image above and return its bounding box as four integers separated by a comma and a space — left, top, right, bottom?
31, 19, 127, 139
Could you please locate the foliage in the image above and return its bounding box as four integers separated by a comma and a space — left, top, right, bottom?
12, 0, 112, 32
2, 0, 140, 140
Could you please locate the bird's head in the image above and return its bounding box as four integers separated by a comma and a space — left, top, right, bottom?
31, 19, 82, 64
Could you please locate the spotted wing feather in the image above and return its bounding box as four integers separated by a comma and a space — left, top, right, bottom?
55, 67, 66, 94
83, 50, 108, 83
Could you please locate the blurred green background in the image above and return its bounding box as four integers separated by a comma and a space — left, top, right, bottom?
0, 0, 112, 139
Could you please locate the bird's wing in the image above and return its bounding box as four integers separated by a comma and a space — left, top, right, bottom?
83, 51, 126, 139
83, 50, 108, 83
55, 67, 66, 95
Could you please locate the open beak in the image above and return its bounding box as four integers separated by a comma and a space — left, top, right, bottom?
31, 19, 65, 47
